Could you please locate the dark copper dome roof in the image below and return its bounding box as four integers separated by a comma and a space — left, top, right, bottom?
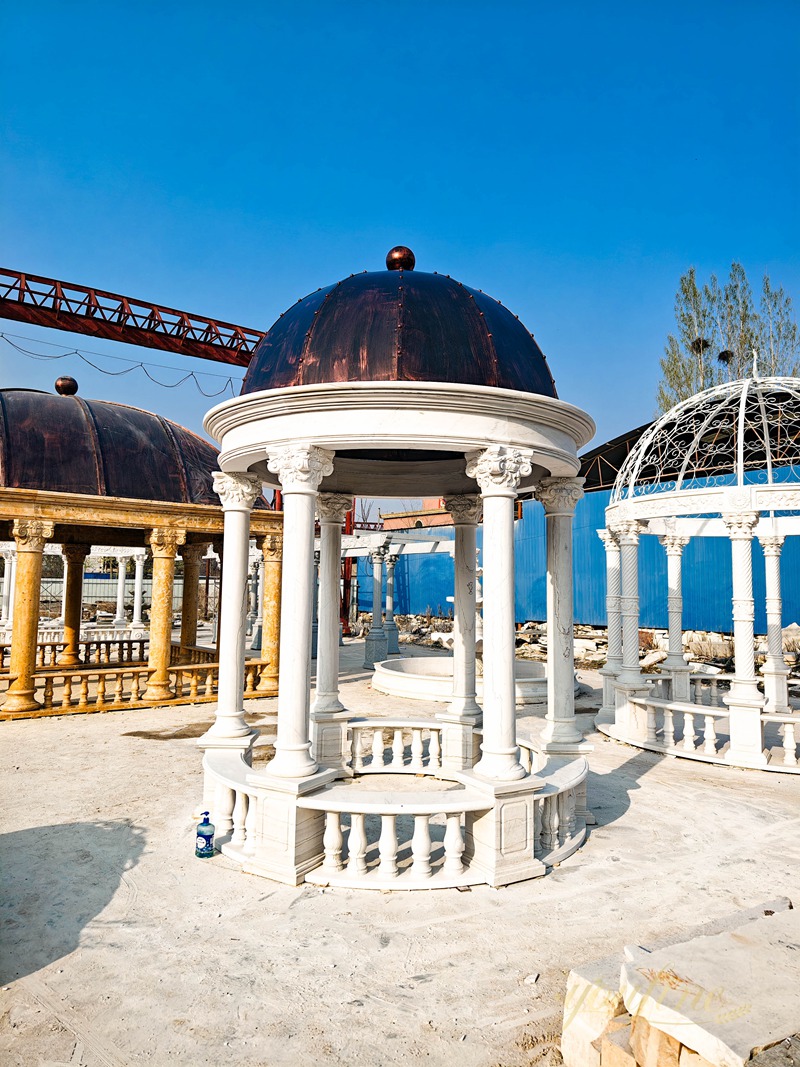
241, 255, 557, 397
0, 388, 222, 504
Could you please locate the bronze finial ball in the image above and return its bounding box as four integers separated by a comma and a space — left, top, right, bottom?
386, 246, 416, 271
55, 376, 79, 396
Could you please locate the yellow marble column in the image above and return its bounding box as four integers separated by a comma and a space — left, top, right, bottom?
144, 527, 185, 702
256, 532, 283, 694
4, 519, 55, 715
57, 545, 90, 667
179, 543, 206, 660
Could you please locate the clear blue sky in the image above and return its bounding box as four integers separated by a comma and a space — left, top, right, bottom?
2, 1, 798, 453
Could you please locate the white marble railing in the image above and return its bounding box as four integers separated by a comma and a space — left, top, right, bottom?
0, 637, 149, 671
533, 757, 590, 866
631, 696, 730, 758
347, 719, 443, 774
761, 712, 800, 767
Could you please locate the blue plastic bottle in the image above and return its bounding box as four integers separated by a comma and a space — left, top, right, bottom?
195, 811, 215, 858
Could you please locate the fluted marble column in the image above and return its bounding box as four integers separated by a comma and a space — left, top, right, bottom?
363, 548, 388, 670
144, 528, 186, 702
466, 445, 532, 781
383, 553, 400, 655
4, 520, 54, 714
256, 533, 282, 694
266, 445, 334, 778
659, 532, 690, 701
113, 554, 129, 627
759, 534, 789, 715
535, 477, 587, 752
132, 553, 145, 627
179, 543, 206, 656
443, 494, 482, 720
597, 529, 622, 717
57, 545, 89, 667
722, 511, 766, 767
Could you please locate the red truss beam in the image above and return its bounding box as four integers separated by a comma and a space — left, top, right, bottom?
0, 268, 265, 367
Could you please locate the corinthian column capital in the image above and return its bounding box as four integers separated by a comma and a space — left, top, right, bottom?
148, 527, 187, 558
535, 476, 585, 515
12, 519, 54, 552
597, 528, 619, 550
759, 534, 785, 556
465, 445, 533, 496
611, 519, 648, 544
257, 533, 282, 561
722, 511, 759, 539
212, 471, 263, 511
444, 494, 482, 525
316, 492, 353, 525
659, 534, 690, 555
62, 544, 90, 566
267, 445, 334, 493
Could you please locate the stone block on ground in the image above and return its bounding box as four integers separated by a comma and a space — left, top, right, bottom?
630, 1013, 681, 1067
561, 957, 627, 1067
599, 1024, 636, 1067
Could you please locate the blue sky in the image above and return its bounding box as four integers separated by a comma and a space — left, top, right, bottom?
2, 1, 798, 455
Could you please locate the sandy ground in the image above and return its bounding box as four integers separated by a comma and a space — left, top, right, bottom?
2, 641, 799, 1067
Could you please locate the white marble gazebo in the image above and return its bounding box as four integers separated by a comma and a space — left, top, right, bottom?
598, 371, 800, 773
197, 246, 597, 889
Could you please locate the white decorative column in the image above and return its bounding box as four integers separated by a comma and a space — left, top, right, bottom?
363, 548, 388, 669
57, 553, 68, 624
310, 550, 320, 659
438, 494, 482, 771
1, 550, 14, 625
659, 532, 691, 702
113, 554, 129, 627
7, 555, 17, 626
759, 534, 789, 715
723, 511, 767, 767
131, 552, 146, 628
383, 553, 400, 655
613, 519, 650, 742
312, 493, 352, 766
597, 529, 622, 719
465, 446, 530, 781
536, 477, 590, 754
266, 445, 334, 778
202, 472, 262, 740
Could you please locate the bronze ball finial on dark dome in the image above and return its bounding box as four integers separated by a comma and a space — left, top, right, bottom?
55, 376, 79, 396
386, 246, 415, 271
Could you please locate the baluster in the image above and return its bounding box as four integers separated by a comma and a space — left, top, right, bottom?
519, 745, 532, 774
410, 814, 432, 878
391, 728, 404, 768
353, 729, 365, 771
378, 814, 398, 878
347, 812, 368, 876
214, 784, 235, 835
243, 793, 257, 856
78, 677, 89, 709
566, 788, 576, 836
533, 799, 543, 857
703, 714, 718, 755
113, 673, 124, 706
371, 728, 385, 768
429, 729, 441, 771
646, 704, 658, 745
663, 707, 675, 747
710, 679, 719, 707
557, 793, 569, 846
36, 646, 44, 668
443, 813, 465, 875
103, 642, 110, 665
96, 674, 107, 710
682, 710, 696, 751
43, 676, 54, 711
693, 679, 703, 705
410, 729, 424, 772
322, 812, 344, 872
204, 670, 214, 697
783, 721, 798, 767
189, 671, 199, 701
231, 791, 247, 847
541, 795, 558, 851
245, 666, 256, 696
174, 670, 184, 700
61, 676, 73, 709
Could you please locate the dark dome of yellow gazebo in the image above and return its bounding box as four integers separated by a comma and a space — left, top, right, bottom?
241, 248, 558, 397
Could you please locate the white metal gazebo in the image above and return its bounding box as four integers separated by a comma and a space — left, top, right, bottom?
598, 370, 800, 772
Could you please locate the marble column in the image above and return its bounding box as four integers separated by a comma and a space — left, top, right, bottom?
205, 472, 263, 737
597, 529, 622, 717
616, 520, 646, 686
57, 545, 89, 667
466, 445, 531, 781
443, 494, 482, 720
722, 511, 767, 766
1, 550, 15, 624
256, 533, 282, 694
383, 554, 400, 655
659, 532, 691, 701
144, 527, 186, 702
312, 493, 352, 765
131, 553, 146, 627
57, 553, 68, 624
310, 550, 320, 660
4, 520, 54, 714
535, 477, 588, 753
759, 534, 789, 715
113, 554, 129, 627
363, 548, 388, 669
7, 556, 17, 627
266, 445, 334, 778
179, 543, 206, 657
